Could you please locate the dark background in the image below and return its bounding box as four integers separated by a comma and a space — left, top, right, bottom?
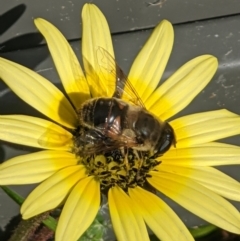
1, 0, 240, 239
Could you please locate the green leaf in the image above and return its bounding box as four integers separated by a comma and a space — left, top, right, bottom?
42, 215, 58, 231
149, 224, 218, 240
190, 224, 217, 239
1, 186, 24, 205
77, 213, 107, 241
1, 186, 58, 231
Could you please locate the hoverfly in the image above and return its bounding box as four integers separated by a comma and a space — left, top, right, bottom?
74, 47, 176, 159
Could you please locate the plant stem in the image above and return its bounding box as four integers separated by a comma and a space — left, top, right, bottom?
8, 212, 51, 241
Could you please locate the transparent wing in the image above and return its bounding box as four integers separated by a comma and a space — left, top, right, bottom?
74, 127, 138, 156
38, 124, 72, 149
96, 47, 145, 108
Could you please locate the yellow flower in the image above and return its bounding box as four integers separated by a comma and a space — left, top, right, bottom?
1, 3, 240, 241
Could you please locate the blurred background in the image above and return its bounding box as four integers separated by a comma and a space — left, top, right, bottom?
1, 0, 240, 240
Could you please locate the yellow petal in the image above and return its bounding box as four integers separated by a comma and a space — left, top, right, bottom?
146, 55, 218, 120
161, 142, 240, 166
171, 109, 240, 147
149, 171, 240, 234
128, 20, 173, 102
0, 115, 73, 150
82, 3, 115, 97
158, 164, 240, 201
108, 186, 149, 241
0, 57, 77, 128
35, 18, 90, 108
129, 186, 194, 241
0, 150, 77, 185
56, 176, 100, 241
21, 165, 87, 219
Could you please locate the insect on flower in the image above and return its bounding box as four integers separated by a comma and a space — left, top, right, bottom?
76, 48, 176, 157
39, 47, 176, 190
1, 4, 240, 241
75, 48, 176, 185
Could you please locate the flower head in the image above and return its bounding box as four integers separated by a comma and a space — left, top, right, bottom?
1, 3, 240, 241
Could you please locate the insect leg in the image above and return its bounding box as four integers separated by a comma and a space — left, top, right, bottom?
121, 147, 129, 174
134, 150, 144, 181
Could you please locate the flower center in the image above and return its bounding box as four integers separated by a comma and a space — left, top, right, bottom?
76, 148, 160, 191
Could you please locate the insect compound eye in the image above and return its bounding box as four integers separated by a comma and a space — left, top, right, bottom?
155, 122, 176, 157
158, 138, 172, 154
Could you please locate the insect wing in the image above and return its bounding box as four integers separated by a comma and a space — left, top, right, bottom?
78, 125, 138, 155
38, 124, 72, 149
82, 49, 115, 98
96, 47, 145, 108
94, 47, 117, 97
